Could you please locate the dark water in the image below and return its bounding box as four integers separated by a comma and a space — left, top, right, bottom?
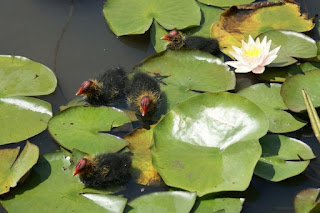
0, 0, 320, 212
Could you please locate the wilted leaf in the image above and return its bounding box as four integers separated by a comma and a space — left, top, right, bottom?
254, 134, 315, 182
294, 188, 320, 213
0, 141, 39, 195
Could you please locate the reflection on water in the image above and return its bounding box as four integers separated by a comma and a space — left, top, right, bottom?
0, 0, 320, 212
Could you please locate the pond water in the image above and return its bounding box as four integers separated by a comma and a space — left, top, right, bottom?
1, 0, 320, 212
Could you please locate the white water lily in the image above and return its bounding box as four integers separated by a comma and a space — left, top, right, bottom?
225, 35, 281, 74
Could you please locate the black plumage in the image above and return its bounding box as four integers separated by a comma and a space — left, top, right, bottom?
76, 67, 128, 105
126, 72, 161, 117
74, 152, 132, 187
162, 30, 220, 55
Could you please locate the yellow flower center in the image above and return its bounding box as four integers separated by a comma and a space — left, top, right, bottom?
244, 46, 262, 57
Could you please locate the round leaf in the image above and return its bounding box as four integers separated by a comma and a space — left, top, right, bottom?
254, 135, 315, 182
0, 97, 52, 144
127, 191, 197, 213
151, 92, 268, 196
48, 106, 130, 154
0, 141, 39, 195
281, 70, 320, 112
211, 2, 314, 57
193, 197, 245, 213
0, 151, 126, 212
82, 193, 127, 212
198, 0, 254, 7
136, 50, 235, 112
257, 30, 317, 67
238, 83, 306, 133
294, 188, 320, 213
103, 0, 201, 36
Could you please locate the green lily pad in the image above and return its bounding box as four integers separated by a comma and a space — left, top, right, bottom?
151, 92, 268, 196
0, 151, 126, 212
151, 21, 169, 53
127, 191, 197, 213
197, 0, 254, 7
294, 188, 320, 213
0, 141, 39, 195
136, 50, 235, 112
48, 106, 130, 154
124, 126, 162, 186
281, 70, 320, 112
82, 193, 127, 212
257, 30, 317, 67
211, 2, 314, 57
103, 0, 201, 36
259, 62, 320, 82
238, 83, 306, 133
254, 134, 315, 182
0, 55, 56, 144
193, 197, 245, 213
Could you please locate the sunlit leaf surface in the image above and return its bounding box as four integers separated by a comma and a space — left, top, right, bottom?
211, 2, 314, 57
152, 92, 268, 196
48, 106, 130, 154
127, 191, 197, 213
136, 50, 235, 112
0, 141, 39, 195
281, 70, 320, 112
0, 151, 125, 212
254, 135, 315, 182
193, 196, 245, 213
103, 0, 201, 36
0, 55, 56, 144
238, 83, 306, 133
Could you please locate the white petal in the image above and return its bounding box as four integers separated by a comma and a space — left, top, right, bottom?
263, 40, 272, 56
225, 60, 246, 68
252, 66, 265, 74
269, 46, 281, 55
241, 40, 248, 49
260, 54, 278, 66
234, 67, 252, 73
261, 36, 267, 48
232, 46, 243, 55
248, 35, 255, 45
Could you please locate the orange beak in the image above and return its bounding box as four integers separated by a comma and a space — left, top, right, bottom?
140, 106, 148, 117
73, 168, 79, 176
161, 34, 170, 41
76, 86, 85, 96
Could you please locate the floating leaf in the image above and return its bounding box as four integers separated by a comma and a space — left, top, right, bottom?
60, 97, 87, 111
151, 92, 268, 196
259, 62, 320, 82
0, 141, 39, 195
254, 134, 315, 182
198, 0, 254, 7
82, 193, 127, 212
136, 50, 235, 112
48, 106, 130, 154
238, 83, 306, 133
151, 21, 169, 53
124, 127, 162, 186
281, 70, 320, 112
211, 2, 314, 56
193, 197, 245, 213
0, 55, 56, 144
0, 151, 125, 212
257, 30, 317, 67
294, 188, 320, 213
103, 0, 201, 36
127, 191, 197, 213
302, 89, 320, 143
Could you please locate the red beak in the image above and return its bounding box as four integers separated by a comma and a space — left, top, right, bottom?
73, 168, 79, 176
161, 34, 170, 41
76, 86, 85, 96
140, 106, 147, 116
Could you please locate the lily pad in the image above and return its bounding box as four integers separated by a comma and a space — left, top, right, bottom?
82, 193, 127, 212
193, 197, 245, 213
103, 0, 201, 36
238, 83, 306, 133
197, 0, 254, 7
124, 127, 162, 186
259, 62, 320, 82
0, 151, 126, 212
127, 191, 197, 213
151, 92, 268, 196
280, 70, 320, 112
0, 141, 39, 195
257, 30, 317, 67
211, 2, 314, 56
48, 106, 130, 154
0, 55, 56, 144
254, 134, 315, 182
294, 188, 320, 213
136, 50, 235, 112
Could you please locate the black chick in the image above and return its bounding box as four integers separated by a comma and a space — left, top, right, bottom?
76, 67, 128, 105
161, 30, 220, 55
126, 72, 161, 117
73, 152, 132, 187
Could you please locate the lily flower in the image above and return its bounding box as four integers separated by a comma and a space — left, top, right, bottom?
225, 35, 281, 74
